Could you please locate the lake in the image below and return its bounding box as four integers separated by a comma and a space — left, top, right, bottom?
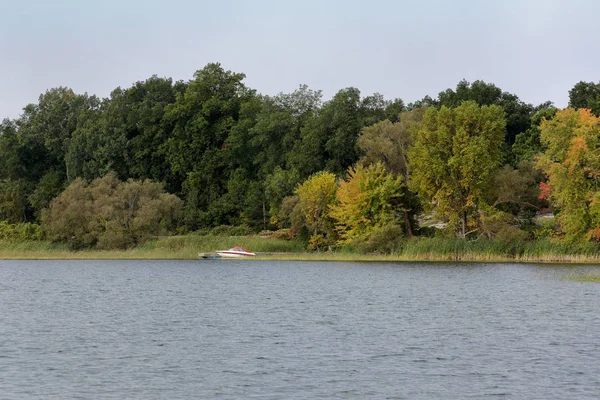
1, 260, 599, 399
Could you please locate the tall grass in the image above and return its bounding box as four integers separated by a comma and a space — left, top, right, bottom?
391, 237, 600, 262
139, 234, 304, 256
2, 235, 600, 263
0, 235, 303, 260
564, 274, 600, 282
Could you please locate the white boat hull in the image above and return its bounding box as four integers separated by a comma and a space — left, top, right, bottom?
216, 251, 255, 258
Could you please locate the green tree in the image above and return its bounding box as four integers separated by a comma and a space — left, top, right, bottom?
65, 103, 123, 181
66, 76, 184, 187
323, 88, 368, 174
287, 88, 394, 178
491, 161, 542, 212
409, 102, 506, 237
28, 170, 64, 221
163, 63, 256, 228
0, 179, 30, 223
358, 107, 427, 235
569, 81, 600, 115
17, 88, 99, 177
0, 119, 26, 181
265, 167, 301, 227
512, 106, 557, 164
437, 79, 535, 146
478, 161, 543, 238
226, 86, 322, 228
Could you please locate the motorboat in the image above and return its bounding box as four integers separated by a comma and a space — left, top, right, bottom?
215, 246, 256, 258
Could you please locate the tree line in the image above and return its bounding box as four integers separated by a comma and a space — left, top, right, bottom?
1, 62, 599, 249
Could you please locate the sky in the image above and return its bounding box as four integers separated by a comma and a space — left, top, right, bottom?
1, 0, 599, 119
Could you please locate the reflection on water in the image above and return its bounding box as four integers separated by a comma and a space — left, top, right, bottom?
0, 260, 599, 399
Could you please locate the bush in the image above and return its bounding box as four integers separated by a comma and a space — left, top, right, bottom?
308, 233, 333, 251
210, 224, 252, 236
479, 205, 528, 241
0, 221, 46, 242
357, 223, 403, 254
532, 219, 563, 240
43, 173, 183, 249
269, 229, 294, 240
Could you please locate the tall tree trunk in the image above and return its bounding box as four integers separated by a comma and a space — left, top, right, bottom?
403, 210, 413, 237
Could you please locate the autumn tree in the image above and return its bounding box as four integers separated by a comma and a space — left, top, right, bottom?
295, 171, 338, 249
330, 163, 404, 246
537, 108, 600, 240
409, 102, 505, 237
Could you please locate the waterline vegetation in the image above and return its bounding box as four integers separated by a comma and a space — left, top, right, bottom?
564, 273, 600, 282
3, 235, 600, 264
2, 66, 600, 261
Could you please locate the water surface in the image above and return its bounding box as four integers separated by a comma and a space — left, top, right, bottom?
1, 260, 599, 399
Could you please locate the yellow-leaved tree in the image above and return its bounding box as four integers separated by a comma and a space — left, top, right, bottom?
330, 163, 404, 248
295, 171, 338, 249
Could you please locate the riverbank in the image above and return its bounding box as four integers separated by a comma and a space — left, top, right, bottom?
2, 235, 600, 264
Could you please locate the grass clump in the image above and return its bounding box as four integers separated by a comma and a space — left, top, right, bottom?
563, 273, 600, 282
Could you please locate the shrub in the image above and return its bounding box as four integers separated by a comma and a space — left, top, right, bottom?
0, 221, 46, 242
210, 224, 252, 236
43, 173, 183, 249
357, 223, 403, 254
308, 233, 331, 251
479, 205, 528, 241
269, 229, 294, 241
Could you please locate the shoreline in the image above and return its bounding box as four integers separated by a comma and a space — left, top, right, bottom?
2, 250, 600, 264
2, 236, 600, 264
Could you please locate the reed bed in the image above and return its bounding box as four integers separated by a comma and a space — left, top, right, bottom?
564, 274, 600, 282
1, 236, 600, 264
0, 235, 303, 260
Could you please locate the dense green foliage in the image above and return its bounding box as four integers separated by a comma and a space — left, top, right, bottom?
2, 63, 600, 252
43, 173, 182, 249
0, 221, 45, 242
409, 102, 506, 237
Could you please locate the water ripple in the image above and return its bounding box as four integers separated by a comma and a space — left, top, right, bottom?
0, 260, 599, 399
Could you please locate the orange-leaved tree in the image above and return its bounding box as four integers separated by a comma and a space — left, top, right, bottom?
537, 108, 600, 240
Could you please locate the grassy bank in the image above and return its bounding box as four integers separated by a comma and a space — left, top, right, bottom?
0, 235, 303, 260
2, 236, 600, 264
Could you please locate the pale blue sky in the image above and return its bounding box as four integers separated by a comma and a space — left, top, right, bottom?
1, 0, 599, 119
